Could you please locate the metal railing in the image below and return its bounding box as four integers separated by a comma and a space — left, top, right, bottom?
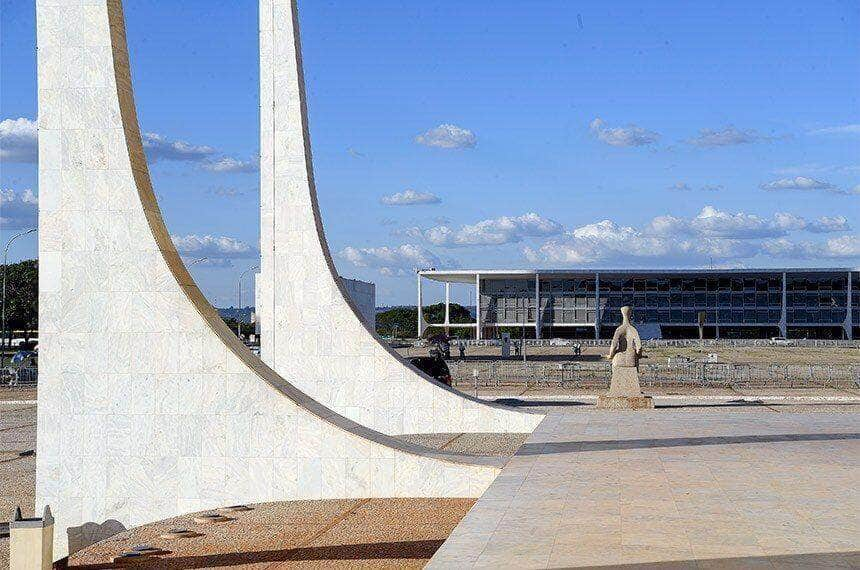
456, 338, 860, 349
448, 360, 860, 389
0, 366, 37, 388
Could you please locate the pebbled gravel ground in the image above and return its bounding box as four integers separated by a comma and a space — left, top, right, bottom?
67, 499, 475, 569
395, 432, 529, 457
0, 402, 37, 569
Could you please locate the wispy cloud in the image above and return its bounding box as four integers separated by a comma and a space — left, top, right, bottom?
667, 182, 691, 191
339, 244, 455, 275
380, 189, 441, 206
589, 118, 658, 147
404, 212, 563, 247
142, 132, 216, 163
171, 234, 259, 268
0, 188, 38, 229
206, 186, 247, 198
415, 124, 477, 149
0, 117, 38, 163
201, 156, 259, 173
758, 176, 858, 195
686, 125, 775, 148
809, 124, 860, 136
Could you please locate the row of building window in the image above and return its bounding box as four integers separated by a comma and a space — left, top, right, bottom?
482, 276, 856, 295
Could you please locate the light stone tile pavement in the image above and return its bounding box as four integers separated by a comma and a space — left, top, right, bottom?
428, 409, 860, 569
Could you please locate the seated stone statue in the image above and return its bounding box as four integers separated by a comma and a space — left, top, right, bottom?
598, 306, 653, 409
608, 305, 642, 371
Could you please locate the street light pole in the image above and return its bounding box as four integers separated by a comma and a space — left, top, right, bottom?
237, 265, 259, 340
2, 228, 37, 358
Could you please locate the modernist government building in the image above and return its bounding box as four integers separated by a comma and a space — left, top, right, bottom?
418, 268, 859, 340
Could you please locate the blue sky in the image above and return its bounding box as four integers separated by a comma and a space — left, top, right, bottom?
2, 0, 858, 307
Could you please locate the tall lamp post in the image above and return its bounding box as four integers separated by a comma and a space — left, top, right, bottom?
237, 265, 259, 339
2, 228, 37, 359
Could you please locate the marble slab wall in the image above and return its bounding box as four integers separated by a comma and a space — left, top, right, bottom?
257, 0, 541, 435
35, 0, 504, 559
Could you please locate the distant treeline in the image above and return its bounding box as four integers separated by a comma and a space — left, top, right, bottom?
376, 303, 475, 339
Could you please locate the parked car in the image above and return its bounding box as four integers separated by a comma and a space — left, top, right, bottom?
408, 356, 452, 386
769, 336, 792, 346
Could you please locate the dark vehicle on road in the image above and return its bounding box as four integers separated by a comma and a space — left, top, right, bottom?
409, 356, 452, 386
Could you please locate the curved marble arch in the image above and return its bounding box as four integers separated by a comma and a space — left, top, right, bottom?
35, 0, 512, 559
257, 0, 541, 435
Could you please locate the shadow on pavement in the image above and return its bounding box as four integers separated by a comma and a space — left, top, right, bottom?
518, 432, 860, 455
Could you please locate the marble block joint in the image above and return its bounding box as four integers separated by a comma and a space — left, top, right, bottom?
597, 306, 654, 410
256, 0, 539, 436
35, 0, 514, 559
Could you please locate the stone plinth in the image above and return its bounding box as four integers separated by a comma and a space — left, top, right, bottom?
10, 506, 53, 570
596, 395, 654, 409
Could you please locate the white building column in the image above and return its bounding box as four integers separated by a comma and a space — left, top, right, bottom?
779, 272, 788, 338
594, 272, 601, 340
444, 282, 451, 335
417, 273, 426, 338
845, 270, 853, 340
475, 273, 482, 340
535, 273, 541, 339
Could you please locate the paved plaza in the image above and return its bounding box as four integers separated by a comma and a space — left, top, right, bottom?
429, 409, 860, 568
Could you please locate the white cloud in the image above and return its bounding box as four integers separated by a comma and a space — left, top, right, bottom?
202, 156, 259, 173
759, 176, 837, 192
525, 206, 856, 266
667, 182, 691, 191
807, 216, 851, 233
206, 186, 246, 198
380, 189, 441, 206
762, 235, 860, 259
589, 118, 658, 147
0, 118, 38, 163
668, 182, 723, 192
686, 126, 769, 147
339, 244, 449, 275
171, 234, 258, 267
0, 188, 38, 229
408, 212, 563, 247
415, 123, 478, 148
691, 206, 787, 239
142, 132, 216, 163
414, 124, 477, 149
809, 124, 860, 136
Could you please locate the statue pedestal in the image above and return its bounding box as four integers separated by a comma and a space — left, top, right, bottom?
597, 366, 654, 410
597, 395, 654, 409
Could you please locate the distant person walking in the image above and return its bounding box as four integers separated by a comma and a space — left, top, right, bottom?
458, 341, 466, 360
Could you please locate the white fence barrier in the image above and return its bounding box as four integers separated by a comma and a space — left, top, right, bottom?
448, 360, 860, 389
455, 338, 860, 349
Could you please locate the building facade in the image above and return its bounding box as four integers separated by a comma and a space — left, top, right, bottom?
418, 269, 858, 340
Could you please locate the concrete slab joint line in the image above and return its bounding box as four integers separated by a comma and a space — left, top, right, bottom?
256, 0, 541, 436
35, 0, 532, 560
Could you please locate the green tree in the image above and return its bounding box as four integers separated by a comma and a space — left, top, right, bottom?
221, 317, 256, 339
376, 303, 475, 339
2, 259, 38, 346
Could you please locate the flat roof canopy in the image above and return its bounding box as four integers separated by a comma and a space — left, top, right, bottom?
418, 268, 856, 284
